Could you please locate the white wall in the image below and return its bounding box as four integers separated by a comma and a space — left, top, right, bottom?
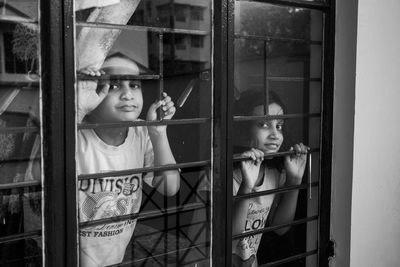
351, 0, 400, 266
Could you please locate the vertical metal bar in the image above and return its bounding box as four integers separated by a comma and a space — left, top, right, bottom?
264, 40, 269, 115
226, 0, 235, 265
41, 0, 67, 265
308, 152, 312, 199
176, 190, 180, 263
63, 0, 79, 266
212, 0, 230, 266
164, 193, 168, 265
158, 33, 164, 120
318, 0, 335, 266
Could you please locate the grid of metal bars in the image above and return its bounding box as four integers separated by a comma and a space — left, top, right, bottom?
0, 0, 335, 266
74, 2, 214, 266
223, 0, 334, 266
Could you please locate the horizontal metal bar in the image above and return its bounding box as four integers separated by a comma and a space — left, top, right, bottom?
107, 242, 210, 267
234, 182, 319, 201
77, 22, 209, 36
0, 157, 40, 165
260, 249, 318, 267
78, 160, 210, 180
233, 112, 320, 122
0, 230, 42, 244
80, 202, 208, 228
233, 215, 318, 240
237, 0, 329, 11
134, 220, 207, 239
77, 74, 160, 81
233, 147, 319, 162
0, 126, 39, 134
0, 17, 38, 24
78, 117, 210, 130
0, 83, 39, 89
235, 33, 323, 45
0, 180, 41, 191
267, 77, 322, 82
178, 257, 210, 267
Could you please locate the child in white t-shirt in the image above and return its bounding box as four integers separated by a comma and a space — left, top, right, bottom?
77, 55, 180, 267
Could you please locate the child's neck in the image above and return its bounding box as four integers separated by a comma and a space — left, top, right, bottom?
94, 127, 128, 146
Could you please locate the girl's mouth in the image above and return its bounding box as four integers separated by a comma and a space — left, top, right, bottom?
264, 143, 280, 150
118, 105, 137, 112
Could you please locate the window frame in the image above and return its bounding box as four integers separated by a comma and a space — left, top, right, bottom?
38, 0, 335, 266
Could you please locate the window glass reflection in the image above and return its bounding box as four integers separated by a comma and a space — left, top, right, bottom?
0, 1, 42, 265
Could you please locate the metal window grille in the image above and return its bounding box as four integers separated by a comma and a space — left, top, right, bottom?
0, 0, 335, 266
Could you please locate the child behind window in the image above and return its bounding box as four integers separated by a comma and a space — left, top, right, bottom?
77, 54, 180, 267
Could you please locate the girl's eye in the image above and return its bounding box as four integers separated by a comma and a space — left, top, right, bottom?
109, 82, 119, 91
277, 124, 284, 131
257, 121, 269, 128
130, 82, 141, 90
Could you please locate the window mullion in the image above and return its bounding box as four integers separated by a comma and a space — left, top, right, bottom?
211, 0, 231, 266
63, 0, 79, 266
41, 0, 70, 266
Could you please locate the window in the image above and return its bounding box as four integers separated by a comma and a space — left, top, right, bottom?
190, 6, 204, 21
191, 35, 204, 48
0, 0, 42, 266
0, 0, 335, 266
174, 5, 187, 22
175, 34, 187, 50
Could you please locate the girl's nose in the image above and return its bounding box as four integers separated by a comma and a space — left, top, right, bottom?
120, 84, 133, 100
268, 127, 279, 139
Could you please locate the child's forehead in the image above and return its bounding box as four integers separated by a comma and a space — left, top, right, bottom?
101, 57, 140, 75
252, 103, 284, 116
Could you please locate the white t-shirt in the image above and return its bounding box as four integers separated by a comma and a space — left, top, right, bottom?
231, 167, 285, 267
77, 126, 154, 267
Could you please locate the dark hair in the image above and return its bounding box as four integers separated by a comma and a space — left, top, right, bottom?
233, 90, 287, 171
234, 90, 286, 116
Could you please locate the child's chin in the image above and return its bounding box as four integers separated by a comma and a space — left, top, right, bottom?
262, 149, 279, 155
116, 116, 140, 122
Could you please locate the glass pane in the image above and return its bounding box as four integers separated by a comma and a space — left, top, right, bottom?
233, 117, 321, 153
75, 0, 212, 32
74, 1, 212, 266
235, 2, 323, 41
0, 0, 38, 21
268, 81, 321, 114
256, 220, 318, 265
0, 1, 42, 265
232, 2, 323, 265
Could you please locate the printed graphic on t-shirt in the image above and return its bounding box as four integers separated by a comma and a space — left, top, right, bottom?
234, 202, 270, 264
79, 174, 142, 237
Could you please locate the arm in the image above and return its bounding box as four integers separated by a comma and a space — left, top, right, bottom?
232, 149, 264, 236
146, 92, 180, 196
270, 143, 309, 235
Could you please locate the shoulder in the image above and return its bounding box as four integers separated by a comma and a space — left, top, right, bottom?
128, 122, 150, 142
77, 129, 95, 151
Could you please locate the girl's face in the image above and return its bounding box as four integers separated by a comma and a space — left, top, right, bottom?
250, 103, 284, 154
91, 79, 143, 123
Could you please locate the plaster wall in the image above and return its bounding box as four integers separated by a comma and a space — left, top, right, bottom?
350, 0, 400, 266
